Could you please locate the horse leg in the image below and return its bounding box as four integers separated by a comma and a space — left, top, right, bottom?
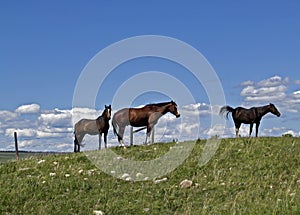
255, 122, 260, 137
77, 134, 85, 152
249, 123, 253, 137
145, 124, 153, 145
104, 132, 108, 148
235, 122, 241, 138
74, 134, 83, 152
118, 126, 126, 148
98, 133, 102, 150
74, 135, 78, 152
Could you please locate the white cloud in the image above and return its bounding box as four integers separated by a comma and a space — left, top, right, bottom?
293, 90, 300, 97
0, 110, 19, 121
206, 124, 225, 137
257, 75, 288, 87
5, 128, 36, 137
181, 103, 221, 117
72, 108, 103, 123
241, 80, 254, 86
282, 130, 296, 136
39, 110, 72, 126
16, 104, 40, 114
240, 76, 288, 103
36, 130, 71, 138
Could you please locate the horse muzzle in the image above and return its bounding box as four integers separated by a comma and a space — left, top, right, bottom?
176, 113, 181, 118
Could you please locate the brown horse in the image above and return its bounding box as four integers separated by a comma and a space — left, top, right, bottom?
220, 103, 280, 137
74, 105, 111, 152
112, 101, 180, 147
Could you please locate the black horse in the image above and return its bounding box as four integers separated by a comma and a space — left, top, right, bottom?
74, 105, 111, 152
220, 103, 280, 137
112, 101, 180, 147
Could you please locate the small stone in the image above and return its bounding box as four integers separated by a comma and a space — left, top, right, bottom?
180, 179, 193, 188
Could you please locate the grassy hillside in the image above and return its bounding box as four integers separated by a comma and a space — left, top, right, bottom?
0, 151, 64, 163
0, 137, 299, 214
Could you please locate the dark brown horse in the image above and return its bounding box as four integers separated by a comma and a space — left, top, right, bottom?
220, 103, 280, 137
112, 101, 180, 147
74, 105, 111, 152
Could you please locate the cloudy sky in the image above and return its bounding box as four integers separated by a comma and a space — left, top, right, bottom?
0, 1, 299, 151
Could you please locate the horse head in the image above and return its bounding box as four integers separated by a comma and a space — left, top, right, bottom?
269, 103, 281, 117
169, 101, 180, 118
104, 105, 112, 119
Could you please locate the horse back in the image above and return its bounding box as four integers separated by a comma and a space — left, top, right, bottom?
232, 107, 256, 124
75, 119, 98, 134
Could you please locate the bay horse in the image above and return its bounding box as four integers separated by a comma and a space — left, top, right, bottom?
219, 103, 280, 137
112, 101, 180, 147
74, 105, 111, 152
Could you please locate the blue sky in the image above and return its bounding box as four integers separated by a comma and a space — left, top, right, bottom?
0, 1, 299, 151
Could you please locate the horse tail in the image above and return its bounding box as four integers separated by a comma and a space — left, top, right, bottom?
219, 105, 235, 119
112, 114, 120, 138
73, 123, 84, 147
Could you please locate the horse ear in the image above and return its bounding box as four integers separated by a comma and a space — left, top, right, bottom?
105, 105, 108, 108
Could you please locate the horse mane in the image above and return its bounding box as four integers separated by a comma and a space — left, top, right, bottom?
144, 101, 175, 107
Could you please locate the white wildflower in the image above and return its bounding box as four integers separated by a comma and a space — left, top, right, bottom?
154, 177, 168, 184
125, 177, 132, 181
93, 210, 104, 215
50, 172, 56, 177
38, 160, 45, 164
65, 174, 70, 178
88, 169, 95, 176
136, 173, 143, 178
121, 173, 130, 180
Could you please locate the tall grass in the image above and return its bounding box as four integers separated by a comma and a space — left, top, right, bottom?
0, 137, 299, 214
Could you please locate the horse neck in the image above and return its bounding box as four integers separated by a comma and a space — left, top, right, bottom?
148, 104, 168, 115
98, 111, 110, 121
256, 105, 270, 118
161, 104, 172, 115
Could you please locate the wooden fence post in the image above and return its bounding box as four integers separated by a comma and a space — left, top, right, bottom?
130, 126, 133, 146
151, 126, 154, 144
14, 132, 19, 161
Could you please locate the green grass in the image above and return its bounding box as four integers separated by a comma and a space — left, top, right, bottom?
0, 151, 67, 163
0, 137, 299, 214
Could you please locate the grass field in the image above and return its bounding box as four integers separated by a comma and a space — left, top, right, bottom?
0, 137, 299, 214
0, 151, 68, 163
